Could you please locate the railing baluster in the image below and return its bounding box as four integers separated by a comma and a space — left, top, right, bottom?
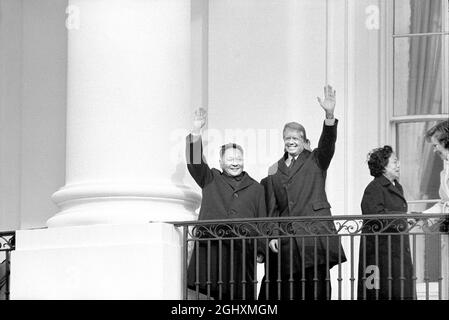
218, 239, 223, 300
230, 239, 234, 300
301, 237, 306, 300
362, 234, 367, 300
277, 237, 281, 300
445, 232, 448, 300
388, 235, 392, 300
183, 226, 188, 300
438, 233, 442, 300
0, 232, 15, 301
375, 234, 379, 300
242, 239, 246, 300
289, 237, 293, 300
350, 235, 354, 300
253, 238, 258, 300
5, 250, 11, 301
412, 233, 417, 300
195, 239, 200, 300
424, 233, 430, 300
337, 237, 342, 300
207, 240, 211, 299
326, 236, 330, 300
400, 234, 404, 300
314, 236, 318, 300
265, 239, 270, 300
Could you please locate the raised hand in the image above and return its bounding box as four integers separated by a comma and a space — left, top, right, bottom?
192, 108, 207, 134
317, 85, 336, 119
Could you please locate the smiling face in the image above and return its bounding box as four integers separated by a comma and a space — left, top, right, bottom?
431, 135, 449, 161
384, 153, 400, 181
283, 128, 306, 157
219, 148, 244, 176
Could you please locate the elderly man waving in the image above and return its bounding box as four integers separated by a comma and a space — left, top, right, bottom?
186, 108, 266, 300
259, 85, 347, 300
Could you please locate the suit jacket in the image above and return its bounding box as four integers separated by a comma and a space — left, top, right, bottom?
264, 120, 346, 270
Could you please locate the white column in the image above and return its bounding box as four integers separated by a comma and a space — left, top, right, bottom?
47, 0, 199, 227
11, 0, 199, 299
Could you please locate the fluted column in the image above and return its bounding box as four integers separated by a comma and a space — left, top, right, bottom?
47, 0, 199, 227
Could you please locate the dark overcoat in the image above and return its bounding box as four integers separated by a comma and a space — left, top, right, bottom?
185, 134, 266, 300
259, 121, 347, 299
357, 175, 415, 300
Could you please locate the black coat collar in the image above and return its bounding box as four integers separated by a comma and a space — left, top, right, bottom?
376, 175, 406, 202
220, 171, 254, 192
277, 150, 311, 177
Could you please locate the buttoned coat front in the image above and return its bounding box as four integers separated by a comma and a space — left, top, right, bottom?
185, 134, 266, 299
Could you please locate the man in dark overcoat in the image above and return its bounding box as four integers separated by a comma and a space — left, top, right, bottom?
259, 85, 346, 300
186, 108, 266, 300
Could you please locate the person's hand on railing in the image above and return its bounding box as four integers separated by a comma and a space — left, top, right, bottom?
269, 239, 279, 253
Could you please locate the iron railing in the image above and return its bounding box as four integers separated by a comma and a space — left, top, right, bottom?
0, 231, 15, 301
174, 213, 449, 300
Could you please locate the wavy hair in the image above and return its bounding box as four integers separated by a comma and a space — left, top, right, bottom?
367, 145, 394, 177
425, 120, 449, 149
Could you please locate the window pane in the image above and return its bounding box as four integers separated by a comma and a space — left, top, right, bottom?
447, 35, 449, 112
447, 0, 449, 32
394, 36, 442, 116
396, 121, 443, 202
394, 0, 442, 34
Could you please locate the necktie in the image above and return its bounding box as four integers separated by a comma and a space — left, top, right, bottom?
289, 157, 296, 168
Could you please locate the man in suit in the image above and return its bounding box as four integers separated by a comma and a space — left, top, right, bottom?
186, 108, 266, 300
259, 85, 346, 300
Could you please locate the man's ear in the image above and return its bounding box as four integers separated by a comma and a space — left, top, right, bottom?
218, 158, 223, 169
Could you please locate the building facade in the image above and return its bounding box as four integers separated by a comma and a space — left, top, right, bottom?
0, 0, 447, 299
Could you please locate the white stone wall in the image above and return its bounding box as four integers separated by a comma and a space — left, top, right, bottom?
0, 0, 67, 231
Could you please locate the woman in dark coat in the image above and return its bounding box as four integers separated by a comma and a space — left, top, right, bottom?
357, 145, 415, 300
186, 108, 266, 300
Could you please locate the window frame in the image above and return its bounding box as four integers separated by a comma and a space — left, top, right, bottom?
385, 0, 449, 205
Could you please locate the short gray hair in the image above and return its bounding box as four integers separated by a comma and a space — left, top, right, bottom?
283, 122, 307, 140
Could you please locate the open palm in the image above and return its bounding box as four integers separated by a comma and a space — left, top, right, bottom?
317, 85, 336, 114
193, 108, 207, 132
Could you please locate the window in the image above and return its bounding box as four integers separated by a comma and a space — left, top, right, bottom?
390, 0, 449, 212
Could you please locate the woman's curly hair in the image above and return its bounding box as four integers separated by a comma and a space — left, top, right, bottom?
426, 120, 449, 149
367, 145, 394, 177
